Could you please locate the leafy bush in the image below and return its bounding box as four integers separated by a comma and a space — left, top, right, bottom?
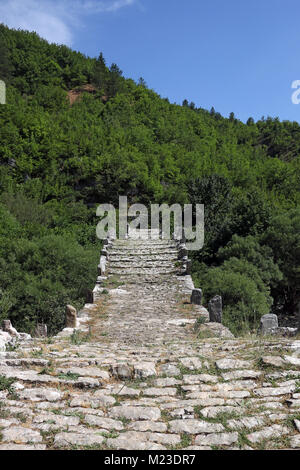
194, 259, 273, 335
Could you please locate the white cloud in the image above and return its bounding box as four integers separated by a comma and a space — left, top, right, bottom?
0, 0, 136, 45
77, 0, 135, 13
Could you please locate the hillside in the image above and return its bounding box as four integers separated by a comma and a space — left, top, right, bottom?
0, 24, 300, 335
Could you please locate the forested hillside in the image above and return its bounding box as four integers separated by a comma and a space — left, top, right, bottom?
0, 24, 299, 335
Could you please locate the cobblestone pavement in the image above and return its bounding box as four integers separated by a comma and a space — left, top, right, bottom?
0, 237, 300, 450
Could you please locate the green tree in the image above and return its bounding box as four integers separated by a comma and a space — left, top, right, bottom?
107, 63, 124, 98
93, 52, 107, 90
261, 209, 300, 314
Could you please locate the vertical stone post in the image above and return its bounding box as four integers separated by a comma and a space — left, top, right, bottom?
86, 289, 94, 304
259, 314, 278, 336
65, 305, 77, 328
191, 289, 202, 305
208, 295, 223, 323
178, 245, 188, 260
34, 324, 48, 338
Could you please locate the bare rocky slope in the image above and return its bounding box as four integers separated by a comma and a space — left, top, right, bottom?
0, 235, 300, 450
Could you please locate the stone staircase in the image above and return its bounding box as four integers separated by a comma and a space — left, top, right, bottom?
106, 238, 180, 277
0, 234, 300, 450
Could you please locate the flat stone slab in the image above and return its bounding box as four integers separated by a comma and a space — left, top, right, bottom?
54, 432, 105, 448
254, 385, 295, 397
290, 435, 300, 448
199, 406, 239, 418
284, 355, 300, 367
110, 406, 161, 421
57, 367, 110, 380
159, 364, 180, 376
247, 425, 290, 443
222, 370, 262, 381
0, 444, 46, 450
169, 419, 224, 434
195, 432, 239, 446
1, 426, 42, 444
107, 432, 167, 451
143, 387, 177, 397
183, 374, 218, 384
294, 419, 300, 432
84, 415, 124, 430
134, 362, 157, 378
19, 387, 62, 402
128, 421, 168, 432
215, 359, 254, 370
167, 319, 196, 326
227, 417, 265, 430
180, 357, 203, 370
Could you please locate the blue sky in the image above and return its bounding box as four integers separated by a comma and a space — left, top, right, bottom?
1, 0, 300, 122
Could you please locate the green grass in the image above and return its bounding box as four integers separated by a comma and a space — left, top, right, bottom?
175, 384, 187, 398
169, 433, 192, 450
101, 431, 119, 439
38, 366, 54, 376
0, 375, 15, 393
295, 380, 300, 393
194, 409, 241, 430
70, 330, 91, 345
237, 431, 252, 449
161, 410, 172, 423
30, 348, 44, 357
58, 371, 80, 381
194, 316, 208, 328
0, 406, 10, 420
285, 413, 300, 429
117, 416, 131, 426
12, 412, 27, 423
197, 329, 215, 340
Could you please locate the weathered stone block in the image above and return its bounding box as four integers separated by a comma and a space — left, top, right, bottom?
34, 324, 47, 338
101, 247, 108, 257
86, 289, 94, 304
184, 259, 192, 275
258, 314, 278, 335
111, 363, 133, 380
65, 305, 77, 328
2, 320, 19, 337
191, 288, 202, 305
99, 255, 107, 275
208, 295, 222, 323
275, 327, 298, 337
178, 246, 188, 259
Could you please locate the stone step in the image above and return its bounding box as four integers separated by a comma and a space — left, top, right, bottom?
108, 268, 180, 275
108, 261, 176, 268
108, 251, 178, 257
112, 241, 177, 248
110, 245, 178, 251
107, 274, 183, 284
108, 253, 178, 259
109, 256, 177, 263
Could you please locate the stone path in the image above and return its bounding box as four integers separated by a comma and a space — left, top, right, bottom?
0, 236, 300, 450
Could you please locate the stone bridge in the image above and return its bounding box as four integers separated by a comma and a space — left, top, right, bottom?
0, 233, 300, 450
